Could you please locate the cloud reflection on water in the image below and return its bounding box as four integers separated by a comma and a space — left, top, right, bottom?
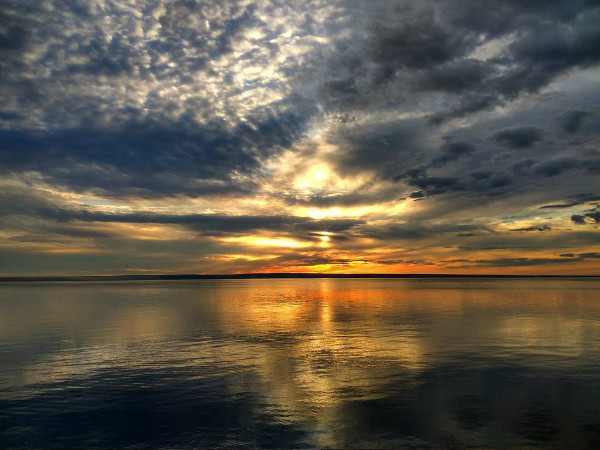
1, 279, 600, 447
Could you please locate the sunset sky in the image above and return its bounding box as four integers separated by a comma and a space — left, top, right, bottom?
1, 0, 599, 275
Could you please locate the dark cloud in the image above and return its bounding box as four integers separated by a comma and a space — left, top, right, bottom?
490, 127, 543, 148
358, 221, 486, 241
442, 0, 598, 38
367, 7, 478, 79
540, 193, 600, 210
0, 111, 308, 197
0, 23, 29, 53
558, 110, 593, 133
415, 59, 495, 94
499, 10, 600, 93
474, 258, 575, 267
446, 5, 600, 118
0, 188, 363, 237
345, 1, 600, 121
443, 250, 600, 268
464, 250, 600, 267
281, 184, 404, 208
326, 119, 425, 178
261, 253, 371, 269
510, 155, 600, 180
579, 252, 600, 259
432, 5, 600, 121
408, 176, 460, 195
11, 210, 363, 237
534, 157, 580, 177
510, 225, 552, 232
432, 141, 476, 167
376, 259, 434, 266
571, 207, 600, 224
587, 212, 600, 223
407, 171, 513, 197
540, 202, 579, 209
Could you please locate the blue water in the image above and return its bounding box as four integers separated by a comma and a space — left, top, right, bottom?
1, 278, 599, 448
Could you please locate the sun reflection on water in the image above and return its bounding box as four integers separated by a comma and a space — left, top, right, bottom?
1, 278, 600, 448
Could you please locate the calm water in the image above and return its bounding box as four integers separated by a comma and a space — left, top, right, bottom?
1, 278, 600, 448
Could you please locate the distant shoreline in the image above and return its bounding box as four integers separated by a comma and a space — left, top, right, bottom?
0, 273, 598, 282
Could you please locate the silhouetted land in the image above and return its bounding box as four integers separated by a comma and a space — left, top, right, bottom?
0, 273, 597, 282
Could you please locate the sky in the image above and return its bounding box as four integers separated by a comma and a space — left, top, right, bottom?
1, 0, 599, 276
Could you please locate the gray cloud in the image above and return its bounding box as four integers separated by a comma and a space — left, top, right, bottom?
407, 172, 513, 197
357, 221, 488, 241
570, 205, 600, 224
537, 193, 600, 209
0, 112, 308, 197
431, 141, 476, 167
470, 258, 577, 267
0, 186, 363, 239
415, 59, 495, 94
510, 225, 552, 232
558, 110, 593, 133
448, 252, 600, 267
490, 127, 544, 148
325, 119, 426, 179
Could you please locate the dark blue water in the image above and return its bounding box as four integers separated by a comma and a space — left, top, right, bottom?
1, 278, 599, 448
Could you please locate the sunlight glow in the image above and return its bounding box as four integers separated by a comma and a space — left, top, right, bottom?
221, 236, 312, 248
293, 164, 332, 190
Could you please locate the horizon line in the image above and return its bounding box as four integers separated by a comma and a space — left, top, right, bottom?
1, 273, 599, 282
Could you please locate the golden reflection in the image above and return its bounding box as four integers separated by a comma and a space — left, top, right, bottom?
8, 278, 600, 439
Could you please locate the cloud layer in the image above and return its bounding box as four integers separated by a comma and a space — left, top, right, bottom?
1, 0, 599, 275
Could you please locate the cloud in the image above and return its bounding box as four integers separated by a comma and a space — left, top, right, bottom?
558, 110, 593, 133
407, 172, 513, 197
537, 192, 600, 209
444, 251, 600, 268
0, 186, 363, 242
357, 221, 487, 241
1, 0, 600, 274
586, 212, 600, 223
0, 111, 308, 197
415, 59, 495, 94
571, 207, 600, 224
457, 257, 578, 267
431, 141, 476, 167
367, 7, 478, 77
579, 252, 600, 259
490, 126, 543, 148
511, 155, 600, 179
0, 0, 332, 199
510, 225, 551, 232
426, 4, 600, 120
325, 118, 426, 179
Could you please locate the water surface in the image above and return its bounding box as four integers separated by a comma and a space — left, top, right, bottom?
1, 278, 599, 448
